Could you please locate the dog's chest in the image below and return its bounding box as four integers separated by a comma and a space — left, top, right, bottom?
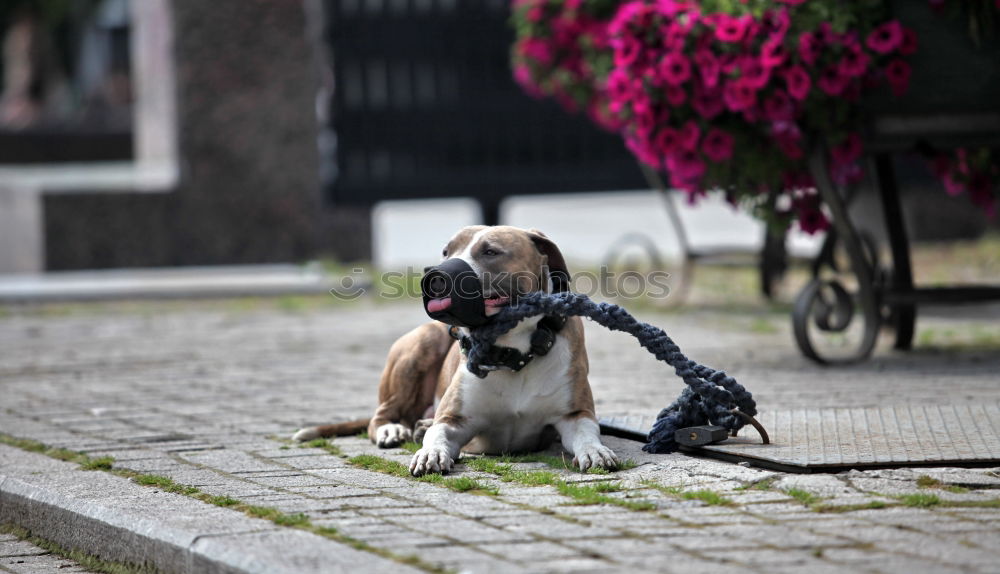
459, 337, 575, 424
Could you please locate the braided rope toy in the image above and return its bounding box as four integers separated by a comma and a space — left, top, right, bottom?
463, 291, 758, 454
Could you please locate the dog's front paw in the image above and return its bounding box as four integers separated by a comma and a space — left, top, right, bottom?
573, 443, 619, 473
409, 447, 453, 476
375, 423, 412, 448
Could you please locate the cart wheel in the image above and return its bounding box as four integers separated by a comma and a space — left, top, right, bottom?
793, 278, 877, 364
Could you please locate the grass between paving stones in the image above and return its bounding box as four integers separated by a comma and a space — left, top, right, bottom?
785, 488, 821, 506
349, 454, 499, 495
348, 452, 654, 511
643, 482, 735, 507
916, 475, 970, 494
299, 437, 344, 456
0, 433, 448, 574
0, 524, 157, 574
0, 434, 113, 470
811, 501, 889, 513
899, 493, 942, 508
399, 441, 422, 454
462, 456, 654, 510
495, 452, 639, 474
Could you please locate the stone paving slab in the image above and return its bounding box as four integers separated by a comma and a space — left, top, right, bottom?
1, 300, 1000, 573
0, 445, 416, 574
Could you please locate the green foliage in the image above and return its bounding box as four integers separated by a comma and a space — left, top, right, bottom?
900, 493, 942, 508
80, 456, 115, 471
349, 454, 411, 477
134, 474, 200, 496
916, 475, 943, 488
206, 495, 240, 507
785, 488, 820, 506
399, 441, 422, 454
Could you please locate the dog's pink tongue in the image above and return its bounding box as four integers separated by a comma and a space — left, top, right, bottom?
426, 297, 452, 313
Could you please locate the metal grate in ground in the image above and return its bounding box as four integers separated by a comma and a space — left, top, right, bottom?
600, 403, 1000, 473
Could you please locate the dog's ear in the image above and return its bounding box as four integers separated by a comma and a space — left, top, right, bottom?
527, 229, 570, 293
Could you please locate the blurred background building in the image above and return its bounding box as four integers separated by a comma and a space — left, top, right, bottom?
0, 0, 991, 278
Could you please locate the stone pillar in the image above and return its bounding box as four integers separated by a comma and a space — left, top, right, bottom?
44, 0, 368, 269
0, 186, 43, 274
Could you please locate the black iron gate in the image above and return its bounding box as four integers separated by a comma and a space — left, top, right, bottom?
320, 0, 644, 223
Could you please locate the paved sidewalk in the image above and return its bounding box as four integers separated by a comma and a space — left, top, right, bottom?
1, 299, 999, 573
1, 531, 97, 574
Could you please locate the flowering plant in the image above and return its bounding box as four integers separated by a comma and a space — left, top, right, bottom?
512, 0, 999, 233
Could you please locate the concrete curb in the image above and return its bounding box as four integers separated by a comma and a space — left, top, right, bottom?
0, 445, 417, 574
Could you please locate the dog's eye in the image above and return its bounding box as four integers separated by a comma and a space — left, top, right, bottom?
442, 248, 448, 257
483, 248, 499, 257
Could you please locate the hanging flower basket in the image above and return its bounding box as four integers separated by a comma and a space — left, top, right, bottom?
511, 0, 1000, 232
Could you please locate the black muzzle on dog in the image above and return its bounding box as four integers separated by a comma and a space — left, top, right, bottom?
421, 258, 489, 328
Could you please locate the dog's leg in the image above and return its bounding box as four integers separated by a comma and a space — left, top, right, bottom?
412, 418, 434, 444
366, 323, 453, 448
555, 412, 619, 472
409, 417, 475, 476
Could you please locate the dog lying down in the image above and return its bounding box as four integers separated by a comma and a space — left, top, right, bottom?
294, 226, 618, 476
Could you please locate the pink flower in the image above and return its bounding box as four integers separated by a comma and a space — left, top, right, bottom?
771, 121, 803, 159
632, 97, 657, 136
942, 174, 964, 196
818, 65, 849, 96
691, 85, 725, 119
798, 32, 821, 65
694, 49, 721, 88
654, 127, 682, 155
797, 205, 830, 234
664, 84, 687, 106
831, 132, 863, 166
783, 66, 811, 100
734, 56, 771, 89
723, 80, 757, 111
626, 135, 661, 167
512, 64, 538, 96
763, 90, 794, 121
714, 14, 751, 43
702, 128, 734, 162
885, 59, 911, 97
607, 69, 633, 102
838, 43, 871, 78
816, 22, 842, 46
658, 53, 692, 85
763, 9, 791, 37
680, 120, 701, 150
667, 149, 707, 181
518, 38, 552, 65
761, 37, 788, 68
654, 0, 689, 17
614, 35, 642, 68
866, 21, 904, 54
663, 20, 693, 50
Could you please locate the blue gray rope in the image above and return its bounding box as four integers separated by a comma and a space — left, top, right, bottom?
464, 291, 757, 454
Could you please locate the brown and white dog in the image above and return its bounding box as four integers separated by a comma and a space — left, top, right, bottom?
293, 225, 618, 476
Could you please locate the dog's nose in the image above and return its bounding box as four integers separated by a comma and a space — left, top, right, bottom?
427, 275, 448, 298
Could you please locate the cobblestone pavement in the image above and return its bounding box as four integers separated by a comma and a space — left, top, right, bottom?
1, 299, 999, 574
0, 532, 96, 574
